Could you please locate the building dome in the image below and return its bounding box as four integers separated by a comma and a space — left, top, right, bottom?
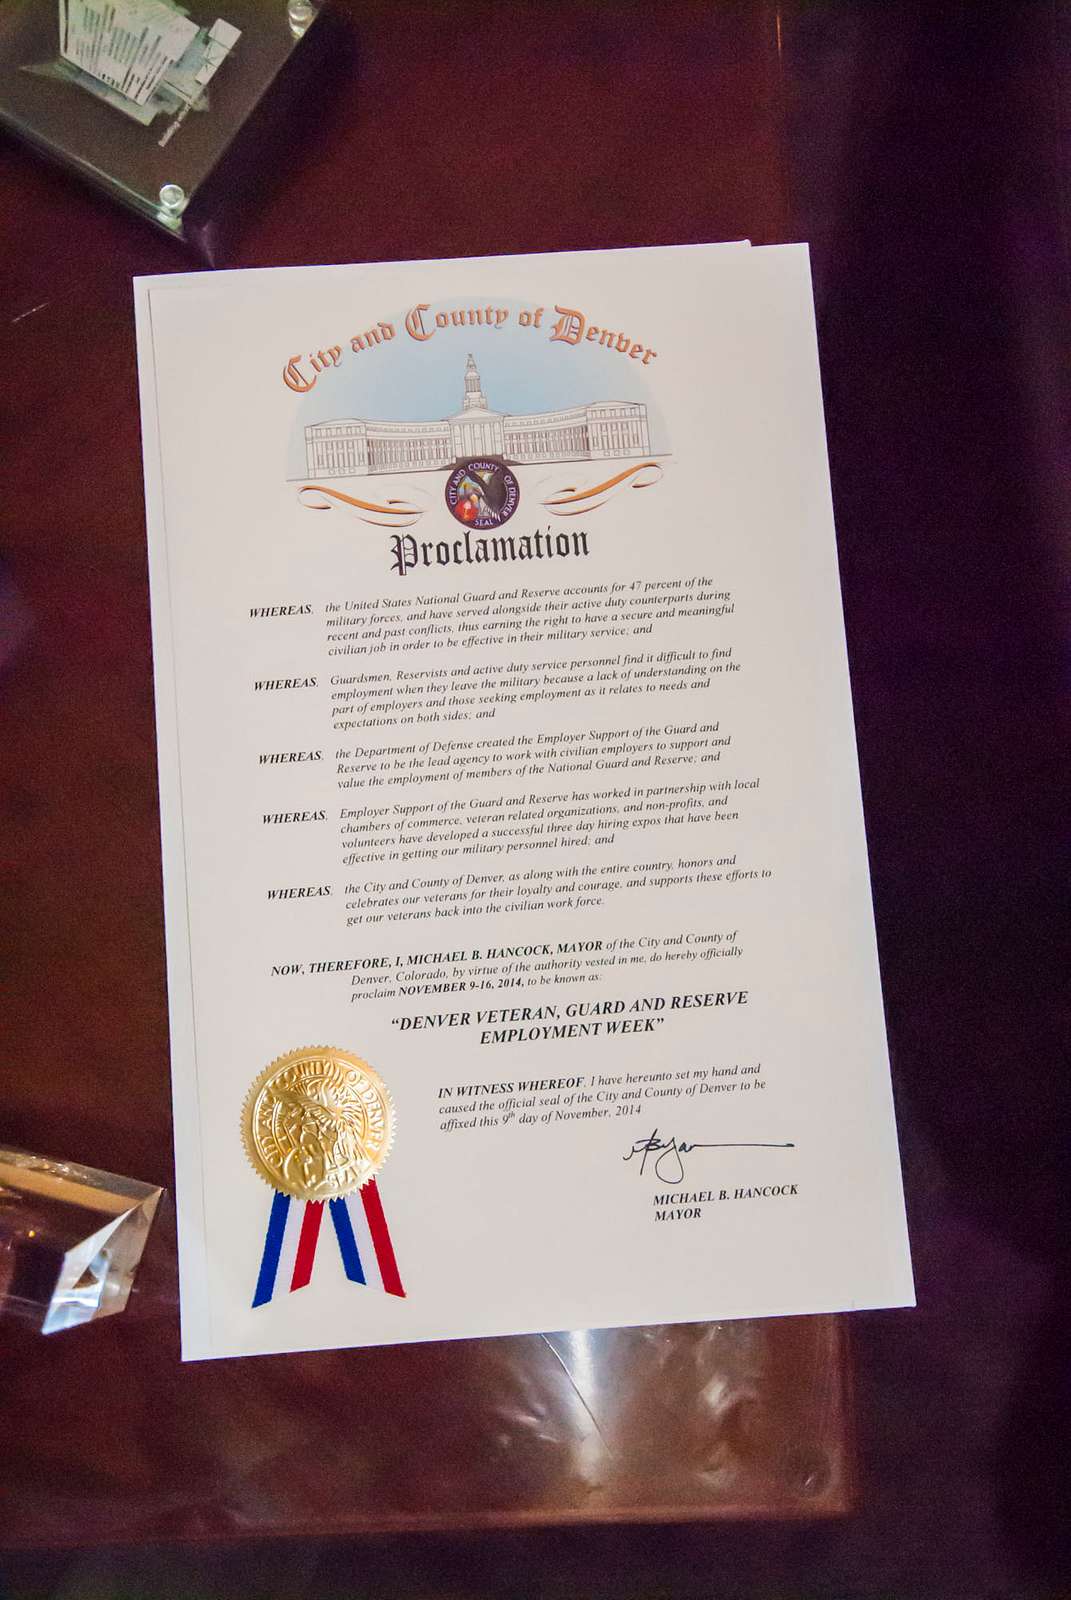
447, 354, 505, 456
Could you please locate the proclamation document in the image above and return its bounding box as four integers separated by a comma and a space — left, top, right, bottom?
136, 244, 913, 1360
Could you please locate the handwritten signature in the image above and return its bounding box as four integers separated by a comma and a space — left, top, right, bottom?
623, 1130, 795, 1185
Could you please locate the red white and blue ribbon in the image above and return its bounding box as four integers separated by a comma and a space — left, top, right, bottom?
253, 1180, 404, 1307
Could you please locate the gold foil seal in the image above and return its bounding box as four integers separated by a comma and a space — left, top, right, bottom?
241, 1047, 393, 1201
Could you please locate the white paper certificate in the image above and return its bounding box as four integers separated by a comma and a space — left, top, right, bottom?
135, 244, 913, 1360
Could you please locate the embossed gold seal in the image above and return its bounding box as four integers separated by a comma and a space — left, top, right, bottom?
241, 1048, 393, 1201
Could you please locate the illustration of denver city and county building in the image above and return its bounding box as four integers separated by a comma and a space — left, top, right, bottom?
304, 354, 651, 478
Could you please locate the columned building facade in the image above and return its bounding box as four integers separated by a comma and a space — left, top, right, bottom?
304, 355, 650, 478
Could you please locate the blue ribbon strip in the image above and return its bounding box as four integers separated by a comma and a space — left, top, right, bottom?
329, 1197, 366, 1284
252, 1190, 290, 1307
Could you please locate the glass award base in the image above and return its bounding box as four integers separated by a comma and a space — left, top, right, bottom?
0, 0, 337, 260
0, 1147, 163, 1335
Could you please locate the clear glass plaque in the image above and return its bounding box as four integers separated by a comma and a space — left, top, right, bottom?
0, 0, 327, 246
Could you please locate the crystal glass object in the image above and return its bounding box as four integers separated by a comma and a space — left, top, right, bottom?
0, 1146, 163, 1334
0, 0, 329, 251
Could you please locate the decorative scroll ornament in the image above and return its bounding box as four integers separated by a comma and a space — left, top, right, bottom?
540, 461, 663, 516
298, 484, 427, 527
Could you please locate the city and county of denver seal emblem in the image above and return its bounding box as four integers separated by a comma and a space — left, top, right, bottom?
241, 1047, 393, 1201
445, 458, 520, 529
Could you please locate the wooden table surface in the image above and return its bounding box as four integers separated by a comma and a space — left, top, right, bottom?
1, 0, 1067, 1593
